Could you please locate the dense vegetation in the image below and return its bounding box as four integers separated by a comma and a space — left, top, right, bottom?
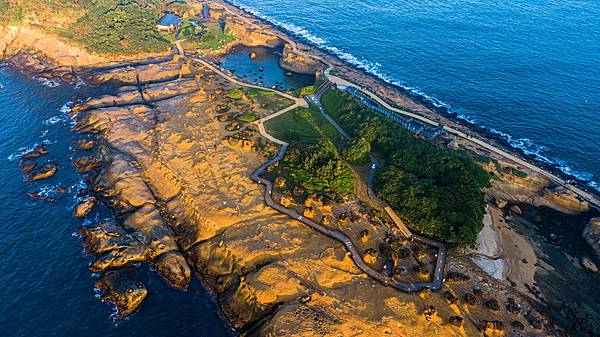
321, 90, 490, 245
71, 0, 169, 54
284, 139, 355, 196
265, 107, 353, 196
1, 0, 170, 55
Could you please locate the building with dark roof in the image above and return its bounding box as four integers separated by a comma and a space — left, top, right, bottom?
157, 13, 183, 32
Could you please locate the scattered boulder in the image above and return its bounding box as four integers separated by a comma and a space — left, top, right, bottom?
511, 320, 525, 331
464, 293, 477, 305
30, 163, 57, 180
443, 291, 458, 305
448, 315, 464, 327
95, 271, 147, 318
446, 271, 470, 282
74, 197, 97, 218
484, 298, 500, 311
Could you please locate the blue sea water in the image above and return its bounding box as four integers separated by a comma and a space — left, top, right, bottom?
228, 0, 600, 192
0, 66, 231, 336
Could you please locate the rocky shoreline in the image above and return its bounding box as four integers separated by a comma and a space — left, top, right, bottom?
4, 1, 600, 336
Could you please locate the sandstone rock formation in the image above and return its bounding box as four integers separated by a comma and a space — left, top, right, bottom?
95, 270, 147, 318
279, 44, 323, 75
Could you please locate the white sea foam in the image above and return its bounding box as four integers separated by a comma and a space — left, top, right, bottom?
34, 77, 60, 88
43, 116, 66, 125
7, 144, 39, 161
74, 76, 86, 89
227, 0, 599, 191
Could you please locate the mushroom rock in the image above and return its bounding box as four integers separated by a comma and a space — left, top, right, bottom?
95, 270, 147, 318
249, 52, 257, 60
74, 197, 97, 218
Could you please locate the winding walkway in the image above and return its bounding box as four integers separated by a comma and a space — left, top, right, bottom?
210, 1, 600, 210
173, 38, 442, 292
251, 110, 442, 292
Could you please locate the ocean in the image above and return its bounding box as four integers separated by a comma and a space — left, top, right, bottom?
228, 0, 600, 192
1, 0, 599, 335
0, 66, 231, 336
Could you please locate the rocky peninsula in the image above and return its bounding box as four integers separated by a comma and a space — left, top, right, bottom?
3, 1, 599, 336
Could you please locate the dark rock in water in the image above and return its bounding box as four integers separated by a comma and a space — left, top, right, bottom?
249, 52, 257, 60
21, 144, 48, 161
511, 320, 525, 331
74, 197, 97, 218
72, 156, 101, 173
484, 298, 500, 311
95, 270, 147, 318
20, 159, 37, 173
75, 139, 96, 151
448, 315, 463, 327
30, 163, 57, 180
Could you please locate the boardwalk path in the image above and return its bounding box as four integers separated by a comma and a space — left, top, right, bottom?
174, 38, 445, 291
208, 2, 600, 210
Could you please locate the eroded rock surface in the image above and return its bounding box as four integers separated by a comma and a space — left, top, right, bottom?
95, 270, 147, 318
69, 56, 560, 336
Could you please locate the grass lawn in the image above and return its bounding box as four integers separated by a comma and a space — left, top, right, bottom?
265, 107, 339, 144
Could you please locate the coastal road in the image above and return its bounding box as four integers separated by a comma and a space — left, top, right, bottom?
209, 1, 600, 210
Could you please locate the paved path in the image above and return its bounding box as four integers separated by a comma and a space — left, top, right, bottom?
173, 39, 441, 291
308, 90, 447, 291
251, 108, 442, 292
204, 3, 600, 209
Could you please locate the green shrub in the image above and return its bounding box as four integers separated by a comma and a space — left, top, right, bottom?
226, 88, 244, 100
284, 139, 355, 195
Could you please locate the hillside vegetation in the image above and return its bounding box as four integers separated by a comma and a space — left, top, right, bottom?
322, 90, 490, 245
1, 0, 170, 55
